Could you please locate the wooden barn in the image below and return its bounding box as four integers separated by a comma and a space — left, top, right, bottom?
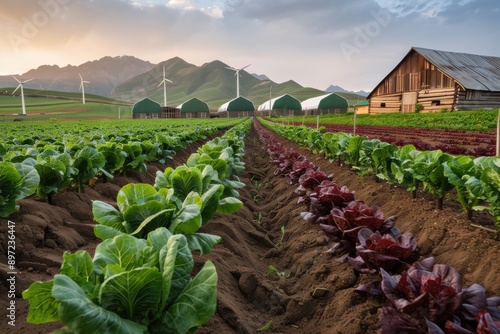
368, 47, 500, 113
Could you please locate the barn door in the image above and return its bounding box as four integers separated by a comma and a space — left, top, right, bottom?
402, 92, 417, 113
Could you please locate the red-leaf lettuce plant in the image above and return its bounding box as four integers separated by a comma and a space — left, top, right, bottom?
348, 227, 420, 275
320, 201, 398, 260
380, 257, 500, 334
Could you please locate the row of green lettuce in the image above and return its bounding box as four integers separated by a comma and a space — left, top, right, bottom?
276, 108, 499, 132
259, 118, 500, 233
22, 118, 252, 334
0, 118, 246, 217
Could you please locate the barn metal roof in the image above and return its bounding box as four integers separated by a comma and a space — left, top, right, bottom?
412, 47, 500, 91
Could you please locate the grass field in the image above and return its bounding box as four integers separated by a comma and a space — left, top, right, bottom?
0, 88, 133, 121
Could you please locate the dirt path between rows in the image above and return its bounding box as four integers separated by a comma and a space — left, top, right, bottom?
1, 121, 499, 334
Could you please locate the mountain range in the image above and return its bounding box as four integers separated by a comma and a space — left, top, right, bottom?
325, 85, 369, 97
0, 56, 367, 109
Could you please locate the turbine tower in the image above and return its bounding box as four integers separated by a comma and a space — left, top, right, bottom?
79, 73, 90, 104
12, 76, 33, 115
158, 66, 173, 107
225, 64, 250, 97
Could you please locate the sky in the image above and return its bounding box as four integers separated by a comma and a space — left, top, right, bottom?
1, 0, 499, 92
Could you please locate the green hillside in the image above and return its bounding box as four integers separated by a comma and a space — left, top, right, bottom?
112, 58, 363, 111
0, 88, 131, 121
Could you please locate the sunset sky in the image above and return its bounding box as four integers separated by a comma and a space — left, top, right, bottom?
1, 0, 499, 92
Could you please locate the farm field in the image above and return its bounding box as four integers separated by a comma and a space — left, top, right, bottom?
284, 121, 497, 156
1, 118, 499, 333
270, 109, 499, 157
0, 90, 132, 121
279, 109, 499, 132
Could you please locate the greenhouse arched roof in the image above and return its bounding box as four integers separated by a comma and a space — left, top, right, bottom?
132, 97, 161, 114
301, 92, 348, 110
257, 94, 302, 111
218, 96, 255, 112
177, 97, 210, 113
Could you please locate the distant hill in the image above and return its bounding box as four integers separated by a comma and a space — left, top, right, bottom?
113, 59, 338, 110
325, 85, 369, 97
0, 56, 155, 97
251, 73, 271, 81
0, 55, 367, 110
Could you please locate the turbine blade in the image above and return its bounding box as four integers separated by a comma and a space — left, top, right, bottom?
226, 66, 237, 71
12, 84, 21, 95
163, 66, 166, 78
12, 76, 21, 83
240, 64, 251, 70
22, 78, 33, 84
79, 73, 83, 80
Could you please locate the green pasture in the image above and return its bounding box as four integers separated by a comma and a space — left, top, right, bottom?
0, 91, 133, 121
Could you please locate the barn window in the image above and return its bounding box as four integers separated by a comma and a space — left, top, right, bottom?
381, 103, 386, 108
431, 100, 441, 106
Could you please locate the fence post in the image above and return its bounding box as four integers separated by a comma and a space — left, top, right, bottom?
497, 109, 500, 156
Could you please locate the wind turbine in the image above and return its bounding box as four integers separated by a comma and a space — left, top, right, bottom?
225, 64, 250, 97
158, 66, 173, 107
12, 76, 33, 115
79, 73, 90, 104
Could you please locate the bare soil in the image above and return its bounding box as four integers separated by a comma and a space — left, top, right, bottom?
1, 122, 499, 334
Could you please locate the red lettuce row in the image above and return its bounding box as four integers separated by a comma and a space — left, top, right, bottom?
254, 119, 500, 334
380, 258, 500, 334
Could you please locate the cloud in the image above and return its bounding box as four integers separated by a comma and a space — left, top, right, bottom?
0, 0, 499, 91
166, 0, 195, 10
373, 0, 478, 18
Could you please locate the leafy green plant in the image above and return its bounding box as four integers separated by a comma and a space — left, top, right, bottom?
72, 146, 112, 193
390, 145, 420, 198
275, 225, 285, 248
343, 135, 367, 167
92, 182, 222, 255
469, 157, 500, 234
121, 142, 147, 176
257, 320, 273, 332
34, 152, 75, 205
254, 212, 263, 224
415, 103, 424, 113
96, 142, 126, 183
443, 156, 484, 220
0, 160, 40, 217
411, 150, 454, 209
265, 265, 287, 278
23, 229, 218, 334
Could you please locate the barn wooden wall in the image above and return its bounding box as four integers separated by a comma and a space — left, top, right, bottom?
370, 51, 455, 98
